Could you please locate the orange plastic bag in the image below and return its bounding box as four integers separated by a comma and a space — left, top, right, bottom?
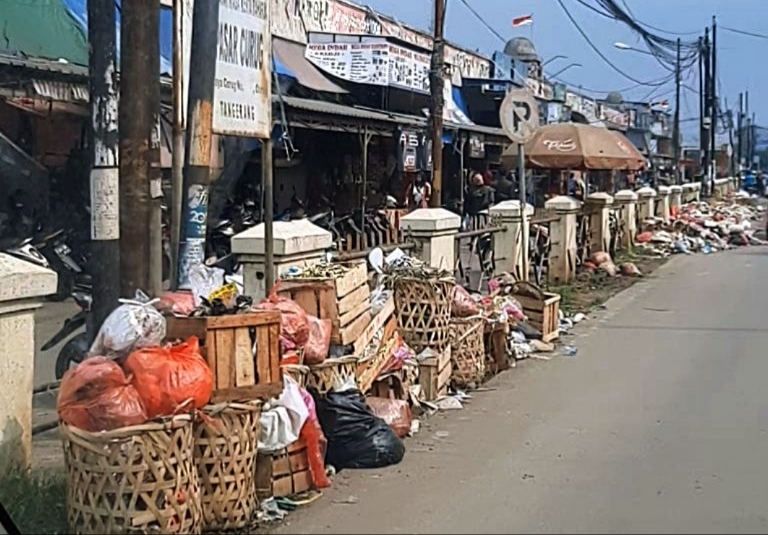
304, 316, 331, 365
366, 397, 412, 439
255, 287, 310, 351
123, 337, 213, 419
57, 357, 148, 432
300, 387, 332, 489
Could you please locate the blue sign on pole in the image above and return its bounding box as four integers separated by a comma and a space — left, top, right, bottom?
177, 184, 209, 289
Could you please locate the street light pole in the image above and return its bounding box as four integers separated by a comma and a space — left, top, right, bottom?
548, 63, 582, 79
673, 38, 681, 184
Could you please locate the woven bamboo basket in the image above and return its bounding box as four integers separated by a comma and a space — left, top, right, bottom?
280, 364, 309, 388
193, 401, 261, 532
450, 317, 486, 387
393, 277, 452, 353
305, 356, 358, 394
61, 415, 200, 535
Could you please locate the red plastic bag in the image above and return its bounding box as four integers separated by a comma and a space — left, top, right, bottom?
299, 387, 332, 489
123, 337, 213, 419
255, 287, 310, 351
304, 316, 331, 365
57, 357, 148, 432
452, 285, 480, 317
365, 397, 412, 439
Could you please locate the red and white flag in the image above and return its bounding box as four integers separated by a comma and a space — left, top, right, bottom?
511, 14, 533, 27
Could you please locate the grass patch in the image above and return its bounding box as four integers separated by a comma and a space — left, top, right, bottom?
0, 470, 68, 534
548, 283, 577, 313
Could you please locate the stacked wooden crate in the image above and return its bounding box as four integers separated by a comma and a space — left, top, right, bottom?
277, 261, 371, 346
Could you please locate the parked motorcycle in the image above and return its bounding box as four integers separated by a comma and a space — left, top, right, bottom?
41, 288, 91, 380
34, 228, 89, 301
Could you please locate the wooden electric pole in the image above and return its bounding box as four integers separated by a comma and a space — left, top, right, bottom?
429, 0, 446, 207
710, 16, 717, 183
87, 0, 121, 335
170, 0, 184, 289
119, 0, 158, 296
177, 0, 219, 288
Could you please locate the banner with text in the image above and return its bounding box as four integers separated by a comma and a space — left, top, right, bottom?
305, 40, 430, 94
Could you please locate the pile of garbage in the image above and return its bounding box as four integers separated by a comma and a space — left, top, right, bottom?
636, 200, 766, 256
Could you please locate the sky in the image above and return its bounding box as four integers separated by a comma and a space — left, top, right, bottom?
363, 0, 767, 145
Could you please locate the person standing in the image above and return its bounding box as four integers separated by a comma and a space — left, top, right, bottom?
406, 173, 432, 210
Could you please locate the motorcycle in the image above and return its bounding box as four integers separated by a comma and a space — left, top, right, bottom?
35, 228, 89, 301
41, 288, 91, 380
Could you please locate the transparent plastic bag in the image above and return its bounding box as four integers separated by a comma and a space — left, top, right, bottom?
89, 291, 166, 358
189, 263, 225, 307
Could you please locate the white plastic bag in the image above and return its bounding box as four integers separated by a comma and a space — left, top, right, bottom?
89, 290, 166, 358
189, 263, 225, 307
258, 376, 309, 452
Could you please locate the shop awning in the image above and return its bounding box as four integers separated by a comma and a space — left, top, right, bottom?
273, 38, 347, 95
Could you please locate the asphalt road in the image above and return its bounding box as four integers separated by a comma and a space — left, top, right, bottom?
275, 247, 768, 535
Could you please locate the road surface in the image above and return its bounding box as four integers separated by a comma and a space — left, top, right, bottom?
275, 247, 768, 534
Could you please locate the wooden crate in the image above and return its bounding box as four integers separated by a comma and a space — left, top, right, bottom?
356, 317, 398, 394
514, 292, 561, 342
255, 440, 312, 500
165, 312, 283, 403
418, 345, 452, 401
369, 369, 408, 401
277, 261, 371, 346
484, 322, 510, 375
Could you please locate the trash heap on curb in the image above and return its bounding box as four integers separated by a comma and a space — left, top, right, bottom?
635, 198, 766, 256
53, 251, 575, 534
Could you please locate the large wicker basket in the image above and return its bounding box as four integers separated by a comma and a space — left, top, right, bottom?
450, 317, 486, 387
61, 415, 200, 535
305, 356, 358, 394
393, 277, 452, 353
280, 364, 309, 388
193, 402, 261, 532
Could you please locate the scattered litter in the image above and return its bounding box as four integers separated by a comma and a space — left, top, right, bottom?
561, 346, 579, 357
333, 495, 359, 505
434, 396, 463, 411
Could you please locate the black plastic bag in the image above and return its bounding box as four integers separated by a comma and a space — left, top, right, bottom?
314, 389, 405, 470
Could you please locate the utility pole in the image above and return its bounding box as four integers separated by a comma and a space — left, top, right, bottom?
177, 0, 219, 288
263, 139, 275, 292
148, 4, 163, 297
702, 28, 711, 192
738, 92, 743, 174
429, 0, 446, 207
87, 0, 121, 335
170, 0, 184, 289
119, 0, 157, 296
673, 37, 681, 185
710, 16, 717, 184
697, 36, 705, 182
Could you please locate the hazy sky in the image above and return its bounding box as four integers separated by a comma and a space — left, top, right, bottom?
364, 0, 766, 144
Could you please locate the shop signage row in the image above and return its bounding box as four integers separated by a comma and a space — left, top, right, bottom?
396, 128, 431, 173
272, 0, 491, 79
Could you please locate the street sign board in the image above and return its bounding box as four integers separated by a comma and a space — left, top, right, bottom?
181, 0, 272, 138
499, 89, 539, 144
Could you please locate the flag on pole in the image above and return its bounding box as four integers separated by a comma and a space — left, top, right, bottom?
511, 14, 533, 27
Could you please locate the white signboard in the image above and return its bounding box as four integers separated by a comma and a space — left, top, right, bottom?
214, 0, 272, 137
499, 89, 539, 144
305, 42, 389, 86
181, 0, 272, 138
305, 40, 431, 94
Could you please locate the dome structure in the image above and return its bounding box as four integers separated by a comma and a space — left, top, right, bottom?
605, 91, 624, 105
503, 37, 539, 62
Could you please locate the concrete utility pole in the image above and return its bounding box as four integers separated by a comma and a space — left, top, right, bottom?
702, 29, 711, 190
87, 0, 121, 335
170, 0, 184, 289
697, 36, 705, 182
177, 0, 219, 288
673, 38, 681, 184
119, 0, 159, 296
738, 92, 743, 172
429, 0, 446, 207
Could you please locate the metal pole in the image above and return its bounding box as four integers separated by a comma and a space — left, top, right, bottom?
738, 92, 743, 174
517, 143, 528, 281
177, 0, 218, 289
360, 126, 371, 238
459, 134, 466, 214
119, 0, 155, 296
170, 0, 185, 289
87, 0, 121, 336
429, 0, 446, 207
673, 38, 681, 185
263, 138, 275, 293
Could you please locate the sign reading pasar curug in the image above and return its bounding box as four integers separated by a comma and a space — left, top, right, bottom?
213, 0, 272, 138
